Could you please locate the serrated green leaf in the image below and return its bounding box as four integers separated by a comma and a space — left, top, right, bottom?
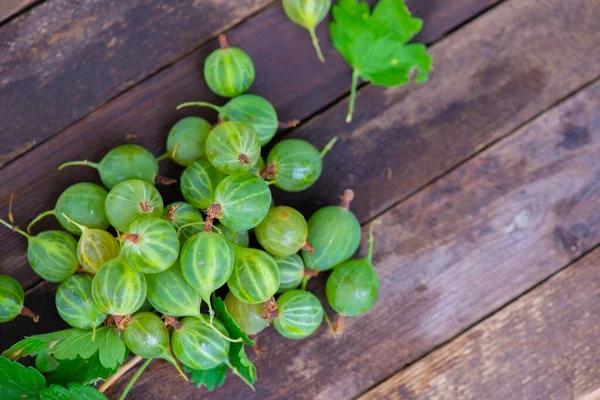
0, 356, 46, 399
227, 342, 256, 390
329, 0, 433, 122
213, 297, 254, 345
39, 383, 106, 400
35, 350, 60, 374
2, 330, 71, 360
51, 327, 126, 369
185, 364, 227, 391
47, 354, 117, 386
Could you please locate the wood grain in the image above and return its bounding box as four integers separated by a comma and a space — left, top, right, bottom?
362, 247, 600, 400
0, 0, 500, 290
0, 0, 275, 166
0, 0, 39, 25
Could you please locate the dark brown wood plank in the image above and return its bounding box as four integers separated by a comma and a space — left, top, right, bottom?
362, 247, 600, 400
0, 0, 275, 167
0, 0, 500, 290
0, 0, 38, 25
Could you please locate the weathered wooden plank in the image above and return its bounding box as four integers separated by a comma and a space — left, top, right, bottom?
106, 74, 600, 398
0, 0, 501, 289
0, 0, 275, 166
0, 0, 38, 25
362, 247, 600, 400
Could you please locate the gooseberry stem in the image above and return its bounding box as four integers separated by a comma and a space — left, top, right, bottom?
58, 160, 99, 171
278, 119, 300, 129
226, 360, 255, 391
176, 101, 222, 113
118, 358, 152, 400
322, 310, 336, 338
368, 220, 382, 263
61, 212, 87, 234
346, 69, 360, 123
204, 319, 243, 343
27, 210, 55, 233
20, 306, 39, 322
309, 28, 325, 63
99, 355, 144, 393
0, 217, 32, 239
155, 152, 169, 162
218, 34, 229, 50
320, 136, 338, 158
301, 275, 311, 291
340, 189, 354, 210
176, 221, 205, 236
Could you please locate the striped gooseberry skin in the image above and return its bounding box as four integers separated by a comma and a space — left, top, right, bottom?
227, 245, 280, 304
266, 139, 322, 192
204, 38, 255, 98
301, 205, 360, 271
91, 257, 147, 316
255, 206, 309, 257
166, 117, 212, 167
124, 312, 173, 359
282, 0, 330, 62
213, 174, 271, 231
180, 160, 226, 210
205, 121, 260, 174
171, 315, 230, 370
145, 261, 201, 317
28, 231, 78, 282
98, 144, 159, 189
274, 253, 304, 293
217, 224, 249, 248
164, 202, 204, 248
55, 274, 107, 329
120, 217, 179, 274
224, 291, 268, 335
273, 289, 324, 339
326, 259, 379, 317
0, 274, 24, 323
180, 232, 234, 306
249, 156, 265, 177
77, 228, 120, 274
220, 95, 278, 145
51, 183, 109, 235
105, 179, 164, 232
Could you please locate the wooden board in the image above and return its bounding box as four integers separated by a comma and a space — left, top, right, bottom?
362, 247, 600, 400
0, 0, 38, 24
0, 0, 501, 290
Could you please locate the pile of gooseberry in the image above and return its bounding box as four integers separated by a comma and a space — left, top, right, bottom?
0, 34, 380, 398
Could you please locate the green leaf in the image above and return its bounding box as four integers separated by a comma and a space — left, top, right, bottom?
47, 354, 117, 386
185, 364, 227, 391
329, 0, 433, 122
35, 350, 60, 374
2, 330, 71, 360
39, 383, 106, 400
213, 297, 254, 345
0, 356, 46, 399
51, 327, 126, 369
227, 342, 256, 390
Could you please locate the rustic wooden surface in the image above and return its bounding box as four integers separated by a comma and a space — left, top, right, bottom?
362, 246, 600, 400
1, 0, 600, 399
0, 0, 37, 24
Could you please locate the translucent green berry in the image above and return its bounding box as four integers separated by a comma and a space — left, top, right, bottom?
224, 291, 268, 335
0, 274, 38, 323
105, 179, 164, 232
204, 35, 255, 98
62, 216, 119, 274
56, 274, 107, 329
255, 206, 311, 257
273, 290, 323, 339
274, 253, 305, 293
164, 117, 212, 166
91, 257, 147, 316
145, 261, 201, 317
180, 160, 226, 210
171, 315, 230, 370
282, 0, 331, 62
205, 121, 261, 174
164, 202, 204, 248
227, 245, 280, 304
217, 224, 249, 247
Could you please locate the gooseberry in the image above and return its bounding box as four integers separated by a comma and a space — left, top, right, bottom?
55, 274, 107, 330
161, 117, 212, 167
171, 315, 230, 370
205, 121, 260, 174
272, 289, 323, 339
104, 179, 164, 232
180, 160, 226, 210
204, 34, 255, 98
255, 206, 313, 257
274, 253, 316, 293
0, 274, 38, 323
227, 244, 280, 304
145, 261, 201, 317
223, 291, 268, 336
164, 202, 204, 248
216, 224, 249, 247
282, 0, 331, 63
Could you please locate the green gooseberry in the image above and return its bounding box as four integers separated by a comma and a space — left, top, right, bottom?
120, 217, 179, 274
263, 137, 337, 192
27, 182, 109, 235
273, 289, 323, 339
58, 144, 159, 189
249, 156, 265, 177
255, 206, 312, 257
205, 121, 261, 174
206, 174, 271, 231
63, 216, 119, 274
216, 224, 249, 247
164, 202, 204, 248
161, 117, 212, 167
301, 189, 361, 271
224, 291, 269, 336
0, 219, 78, 282
204, 34, 255, 98
123, 312, 186, 378
178, 95, 298, 146
227, 244, 280, 304
282, 0, 331, 63
0, 274, 38, 323
171, 315, 230, 370
326, 221, 380, 323
275, 253, 310, 293
55, 274, 107, 330
180, 231, 234, 315
180, 160, 226, 210
91, 257, 147, 316
145, 261, 201, 317
104, 179, 164, 232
